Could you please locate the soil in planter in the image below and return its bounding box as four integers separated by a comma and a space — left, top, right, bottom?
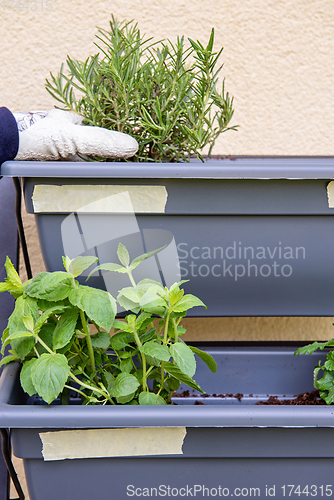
173, 390, 328, 405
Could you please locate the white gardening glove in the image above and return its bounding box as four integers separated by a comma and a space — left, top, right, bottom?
13, 109, 138, 161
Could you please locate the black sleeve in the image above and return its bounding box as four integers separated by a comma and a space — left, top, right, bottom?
0, 107, 19, 165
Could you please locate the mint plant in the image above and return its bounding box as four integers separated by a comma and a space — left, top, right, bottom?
0, 244, 216, 405
45, 16, 237, 162
295, 340, 334, 404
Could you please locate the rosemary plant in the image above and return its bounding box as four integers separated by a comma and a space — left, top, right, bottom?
45, 16, 237, 162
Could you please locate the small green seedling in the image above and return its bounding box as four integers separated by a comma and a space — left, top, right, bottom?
0, 244, 216, 405
295, 338, 334, 404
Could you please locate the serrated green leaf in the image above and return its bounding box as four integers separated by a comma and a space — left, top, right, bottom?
164, 361, 204, 393
110, 373, 140, 398
139, 341, 170, 362
102, 371, 115, 393
53, 308, 79, 350
139, 291, 166, 310
90, 331, 111, 350
110, 332, 133, 350
117, 291, 140, 313
116, 392, 136, 404
25, 272, 72, 302
139, 328, 157, 343
138, 391, 167, 405
67, 256, 99, 277
2, 331, 35, 354
316, 370, 334, 391
112, 320, 134, 333
129, 245, 166, 271
36, 323, 54, 355
34, 306, 67, 333
87, 262, 127, 280
69, 285, 116, 332
170, 342, 196, 377
189, 346, 217, 373
62, 256, 72, 273
4, 256, 22, 289
172, 294, 206, 313
0, 354, 19, 367
166, 376, 180, 392
117, 243, 130, 267
295, 341, 329, 356
22, 316, 34, 332
37, 299, 66, 312
120, 357, 133, 373
324, 359, 334, 371
31, 353, 70, 404
20, 358, 37, 396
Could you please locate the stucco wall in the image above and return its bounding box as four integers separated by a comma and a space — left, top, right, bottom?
3, 0, 334, 341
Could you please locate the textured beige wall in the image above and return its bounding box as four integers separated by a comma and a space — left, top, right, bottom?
4, 0, 334, 341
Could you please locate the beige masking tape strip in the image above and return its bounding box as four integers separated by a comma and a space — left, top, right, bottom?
327, 181, 334, 207
32, 185, 168, 213
40, 427, 187, 461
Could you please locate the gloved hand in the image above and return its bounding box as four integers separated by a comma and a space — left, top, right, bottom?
0, 107, 139, 164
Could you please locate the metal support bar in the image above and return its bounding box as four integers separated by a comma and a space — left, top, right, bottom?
12, 178, 32, 280
0, 429, 24, 500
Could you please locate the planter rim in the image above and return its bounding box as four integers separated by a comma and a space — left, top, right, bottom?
2, 157, 334, 179
1, 363, 334, 429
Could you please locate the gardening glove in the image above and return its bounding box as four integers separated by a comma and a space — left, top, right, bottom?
0, 108, 138, 163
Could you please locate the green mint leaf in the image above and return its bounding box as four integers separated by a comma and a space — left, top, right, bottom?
53, 308, 79, 350
189, 346, 217, 373
117, 243, 130, 267
2, 331, 35, 355
31, 353, 70, 404
110, 332, 133, 350
119, 357, 133, 373
20, 358, 38, 396
34, 306, 67, 333
112, 321, 134, 333
102, 371, 115, 393
66, 256, 99, 278
4, 256, 22, 289
7, 296, 39, 358
0, 282, 12, 293
0, 354, 19, 368
129, 245, 166, 271
139, 341, 170, 362
87, 263, 127, 280
36, 323, 54, 355
62, 256, 72, 273
117, 291, 140, 313
138, 391, 167, 405
164, 361, 204, 393
90, 331, 111, 350
69, 285, 116, 332
22, 315, 34, 332
172, 294, 206, 313
116, 393, 136, 404
170, 342, 196, 377
25, 272, 72, 302
110, 373, 140, 398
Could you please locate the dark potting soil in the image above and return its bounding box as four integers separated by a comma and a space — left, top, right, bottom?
173, 390, 327, 405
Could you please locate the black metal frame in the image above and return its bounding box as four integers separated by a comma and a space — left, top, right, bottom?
0, 177, 28, 499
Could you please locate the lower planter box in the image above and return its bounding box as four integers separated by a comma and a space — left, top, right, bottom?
2, 345, 334, 500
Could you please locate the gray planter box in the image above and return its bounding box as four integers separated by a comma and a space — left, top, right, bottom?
1, 346, 334, 500
2, 157, 334, 316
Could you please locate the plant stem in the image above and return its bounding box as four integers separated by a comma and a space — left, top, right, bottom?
132, 328, 148, 391
80, 310, 96, 373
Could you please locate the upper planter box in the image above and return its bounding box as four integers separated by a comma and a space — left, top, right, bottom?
2, 156, 334, 317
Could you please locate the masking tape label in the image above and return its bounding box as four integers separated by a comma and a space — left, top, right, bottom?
39, 427, 187, 461
32, 185, 168, 213
327, 181, 334, 208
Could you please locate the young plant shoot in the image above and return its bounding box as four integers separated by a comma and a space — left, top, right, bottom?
0, 244, 216, 405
